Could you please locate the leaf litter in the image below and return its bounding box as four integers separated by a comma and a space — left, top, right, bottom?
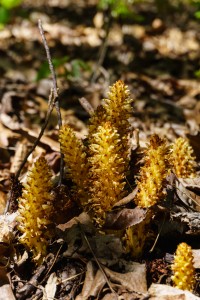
0, 0, 200, 299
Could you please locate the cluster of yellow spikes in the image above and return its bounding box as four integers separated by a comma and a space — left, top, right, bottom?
17, 80, 197, 276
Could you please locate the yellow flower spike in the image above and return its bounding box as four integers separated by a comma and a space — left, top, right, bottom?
171, 242, 196, 291
171, 137, 196, 178
88, 105, 107, 142
59, 124, 89, 207
103, 80, 133, 166
135, 134, 169, 208
88, 121, 126, 227
17, 156, 53, 264
123, 211, 152, 258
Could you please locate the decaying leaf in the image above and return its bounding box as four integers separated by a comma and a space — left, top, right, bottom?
175, 178, 200, 211
171, 212, 200, 234
148, 284, 200, 300
42, 272, 58, 300
76, 260, 147, 299
0, 269, 16, 300
104, 207, 147, 230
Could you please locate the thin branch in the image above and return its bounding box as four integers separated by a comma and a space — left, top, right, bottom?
15, 89, 55, 180
79, 97, 94, 115
90, 14, 112, 83
38, 19, 64, 185
38, 19, 58, 99
5, 21, 65, 213
78, 223, 117, 297
5, 90, 56, 214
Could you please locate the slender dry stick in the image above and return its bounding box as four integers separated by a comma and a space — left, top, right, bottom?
90, 13, 112, 83
79, 97, 94, 115
78, 223, 117, 297
5, 90, 56, 214
38, 19, 64, 185
5, 21, 64, 214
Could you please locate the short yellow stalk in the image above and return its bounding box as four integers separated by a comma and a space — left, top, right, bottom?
135, 134, 169, 208
17, 156, 53, 263
88, 122, 126, 227
171, 242, 196, 291
171, 137, 196, 178
124, 134, 169, 257
59, 124, 89, 207
103, 80, 133, 166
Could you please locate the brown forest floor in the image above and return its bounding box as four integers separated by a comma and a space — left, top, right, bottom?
1, 1, 200, 299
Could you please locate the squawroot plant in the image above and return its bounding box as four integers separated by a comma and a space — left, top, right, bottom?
16, 80, 198, 263
135, 134, 170, 208
171, 242, 196, 291
88, 121, 126, 227
59, 124, 89, 207
88, 80, 133, 170
17, 156, 53, 263
171, 137, 196, 178
124, 134, 170, 257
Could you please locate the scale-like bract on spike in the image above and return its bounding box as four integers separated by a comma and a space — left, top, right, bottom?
171, 242, 196, 291
59, 124, 89, 206
17, 156, 53, 263
134, 134, 169, 208
88, 105, 107, 143
171, 137, 196, 178
88, 122, 126, 227
124, 135, 169, 258
103, 80, 133, 166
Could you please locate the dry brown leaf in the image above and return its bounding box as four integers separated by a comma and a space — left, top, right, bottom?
42, 273, 58, 300
76, 260, 147, 300
192, 249, 200, 269
103, 262, 147, 293
0, 269, 16, 300
104, 207, 147, 230
148, 284, 200, 300
0, 191, 7, 214
10, 140, 31, 174
171, 212, 200, 234
75, 261, 106, 300
176, 178, 200, 211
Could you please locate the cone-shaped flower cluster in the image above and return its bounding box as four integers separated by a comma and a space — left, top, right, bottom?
59, 124, 89, 207
59, 81, 132, 227
124, 135, 169, 257
88, 121, 126, 227
103, 80, 133, 166
17, 156, 53, 263
171, 137, 196, 178
135, 134, 169, 208
171, 242, 196, 291
124, 211, 152, 258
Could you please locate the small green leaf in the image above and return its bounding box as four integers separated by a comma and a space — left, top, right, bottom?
194, 69, 200, 78
36, 56, 68, 81
0, 0, 22, 9
194, 10, 200, 19
0, 6, 9, 25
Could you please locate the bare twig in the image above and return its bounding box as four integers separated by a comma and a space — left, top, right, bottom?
38, 19, 64, 185
78, 97, 94, 115
38, 19, 58, 99
90, 14, 112, 83
15, 89, 55, 180
5, 90, 56, 214
78, 223, 117, 297
113, 187, 138, 207
5, 21, 65, 214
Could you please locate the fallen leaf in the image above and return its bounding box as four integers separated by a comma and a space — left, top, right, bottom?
42, 272, 58, 300
148, 283, 200, 300
0, 269, 16, 300
176, 178, 200, 211
104, 207, 147, 230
